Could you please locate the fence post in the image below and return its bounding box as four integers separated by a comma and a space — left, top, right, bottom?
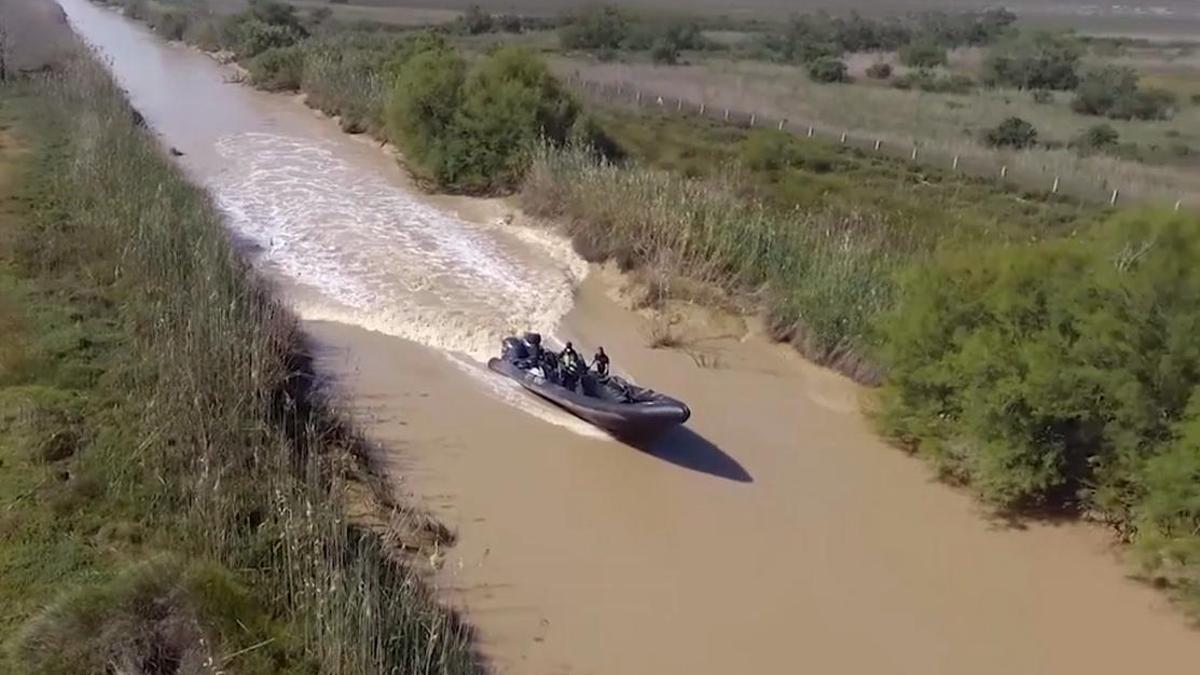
1177, 199, 1184, 213
807, 126, 814, 138
723, 109, 730, 121
952, 155, 959, 171
749, 113, 756, 127
911, 147, 918, 161
676, 98, 682, 111
874, 139, 882, 151
840, 131, 847, 144
635, 91, 641, 105
778, 119, 786, 131
1052, 177, 1060, 194
1000, 165, 1008, 179
699, 103, 705, 115
1110, 188, 1119, 206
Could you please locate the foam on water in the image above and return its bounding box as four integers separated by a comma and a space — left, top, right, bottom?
212, 132, 588, 363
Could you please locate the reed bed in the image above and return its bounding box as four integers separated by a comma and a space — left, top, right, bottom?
3, 48, 481, 673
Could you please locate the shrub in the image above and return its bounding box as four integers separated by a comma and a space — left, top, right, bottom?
459, 4, 493, 35
866, 62, 893, 79
899, 39, 948, 68
1192, 93, 1200, 105
985, 117, 1038, 149
146, 8, 189, 41
650, 39, 679, 65
808, 57, 849, 83
560, 5, 626, 51
877, 209, 1200, 514
497, 14, 523, 33
1072, 123, 1119, 153
247, 45, 305, 91
386, 40, 466, 170
387, 43, 578, 192
740, 130, 800, 171
1031, 89, 1053, 104
983, 32, 1081, 90
229, 18, 304, 59
1072, 66, 1176, 120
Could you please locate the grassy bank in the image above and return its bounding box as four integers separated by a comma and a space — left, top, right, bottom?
0, 43, 481, 674
521, 112, 1097, 380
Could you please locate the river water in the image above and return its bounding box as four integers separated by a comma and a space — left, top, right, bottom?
57, 1, 1200, 672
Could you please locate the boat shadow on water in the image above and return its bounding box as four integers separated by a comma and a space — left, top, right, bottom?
632, 426, 753, 484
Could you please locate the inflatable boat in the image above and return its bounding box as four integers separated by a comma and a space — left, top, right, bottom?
487, 336, 691, 440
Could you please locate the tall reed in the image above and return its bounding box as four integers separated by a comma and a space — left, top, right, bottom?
11, 49, 481, 674
522, 144, 919, 381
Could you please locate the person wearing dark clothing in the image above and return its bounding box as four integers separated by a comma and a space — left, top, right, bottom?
559, 341, 582, 391
591, 347, 610, 378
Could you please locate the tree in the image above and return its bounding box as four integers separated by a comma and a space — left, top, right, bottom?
983, 32, 1081, 90
460, 5, 493, 35
650, 38, 679, 65
559, 5, 626, 51
866, 62, 893, 79
808, 57, 849, 83
1072, 66, 1176, 120
985, 117, 1038, 149
386, 41, 466, 172
899, 39, 947, 68
1073, 123, 1119, 153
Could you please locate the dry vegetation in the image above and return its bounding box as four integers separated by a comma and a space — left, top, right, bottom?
555, 56, 1200, 208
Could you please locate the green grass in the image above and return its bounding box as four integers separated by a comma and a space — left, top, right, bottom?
0, 47, 481, 674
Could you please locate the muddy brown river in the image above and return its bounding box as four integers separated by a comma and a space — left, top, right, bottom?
56, 0, 1200, 672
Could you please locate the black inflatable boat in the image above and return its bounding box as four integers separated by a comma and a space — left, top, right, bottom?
488, 336, 691, 440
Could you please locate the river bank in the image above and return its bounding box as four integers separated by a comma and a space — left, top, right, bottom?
0, 3, 482, 671
52, 1, 1200, 673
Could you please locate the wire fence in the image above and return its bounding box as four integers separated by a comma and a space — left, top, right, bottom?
566, 75, 1199, 213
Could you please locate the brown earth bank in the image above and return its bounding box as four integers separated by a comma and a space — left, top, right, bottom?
51, 0, 1200, 673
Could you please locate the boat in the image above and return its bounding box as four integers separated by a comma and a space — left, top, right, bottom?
487, 335, 691, 440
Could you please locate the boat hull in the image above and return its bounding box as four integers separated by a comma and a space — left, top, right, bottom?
487, 358, 690, 440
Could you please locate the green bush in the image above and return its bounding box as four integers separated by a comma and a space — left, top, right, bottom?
228, 18, 304, 59
146, 8, 189, 41
740, 130, 800, 172
1072, 66, 1176, 120
650, 39, 679, 65
878, 209, 1200, 516
560, 5, 627, 51
866, 62, 893, 79
248, 45, 306, 91
459, 5, 493, 35
385, 39, 466, 172
808, 57, 849, 83
387, 43, 578, 192
984, 117, 1037, 149
899, 39, 947, 68
983, 32, 1081, 90
1072, 123, 1119, 153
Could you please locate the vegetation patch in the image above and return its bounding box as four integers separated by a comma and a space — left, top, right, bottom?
0, 41, 481, 674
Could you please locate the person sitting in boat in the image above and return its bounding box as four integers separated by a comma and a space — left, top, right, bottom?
559, 342, 583, 390
591, 347, 610, 378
